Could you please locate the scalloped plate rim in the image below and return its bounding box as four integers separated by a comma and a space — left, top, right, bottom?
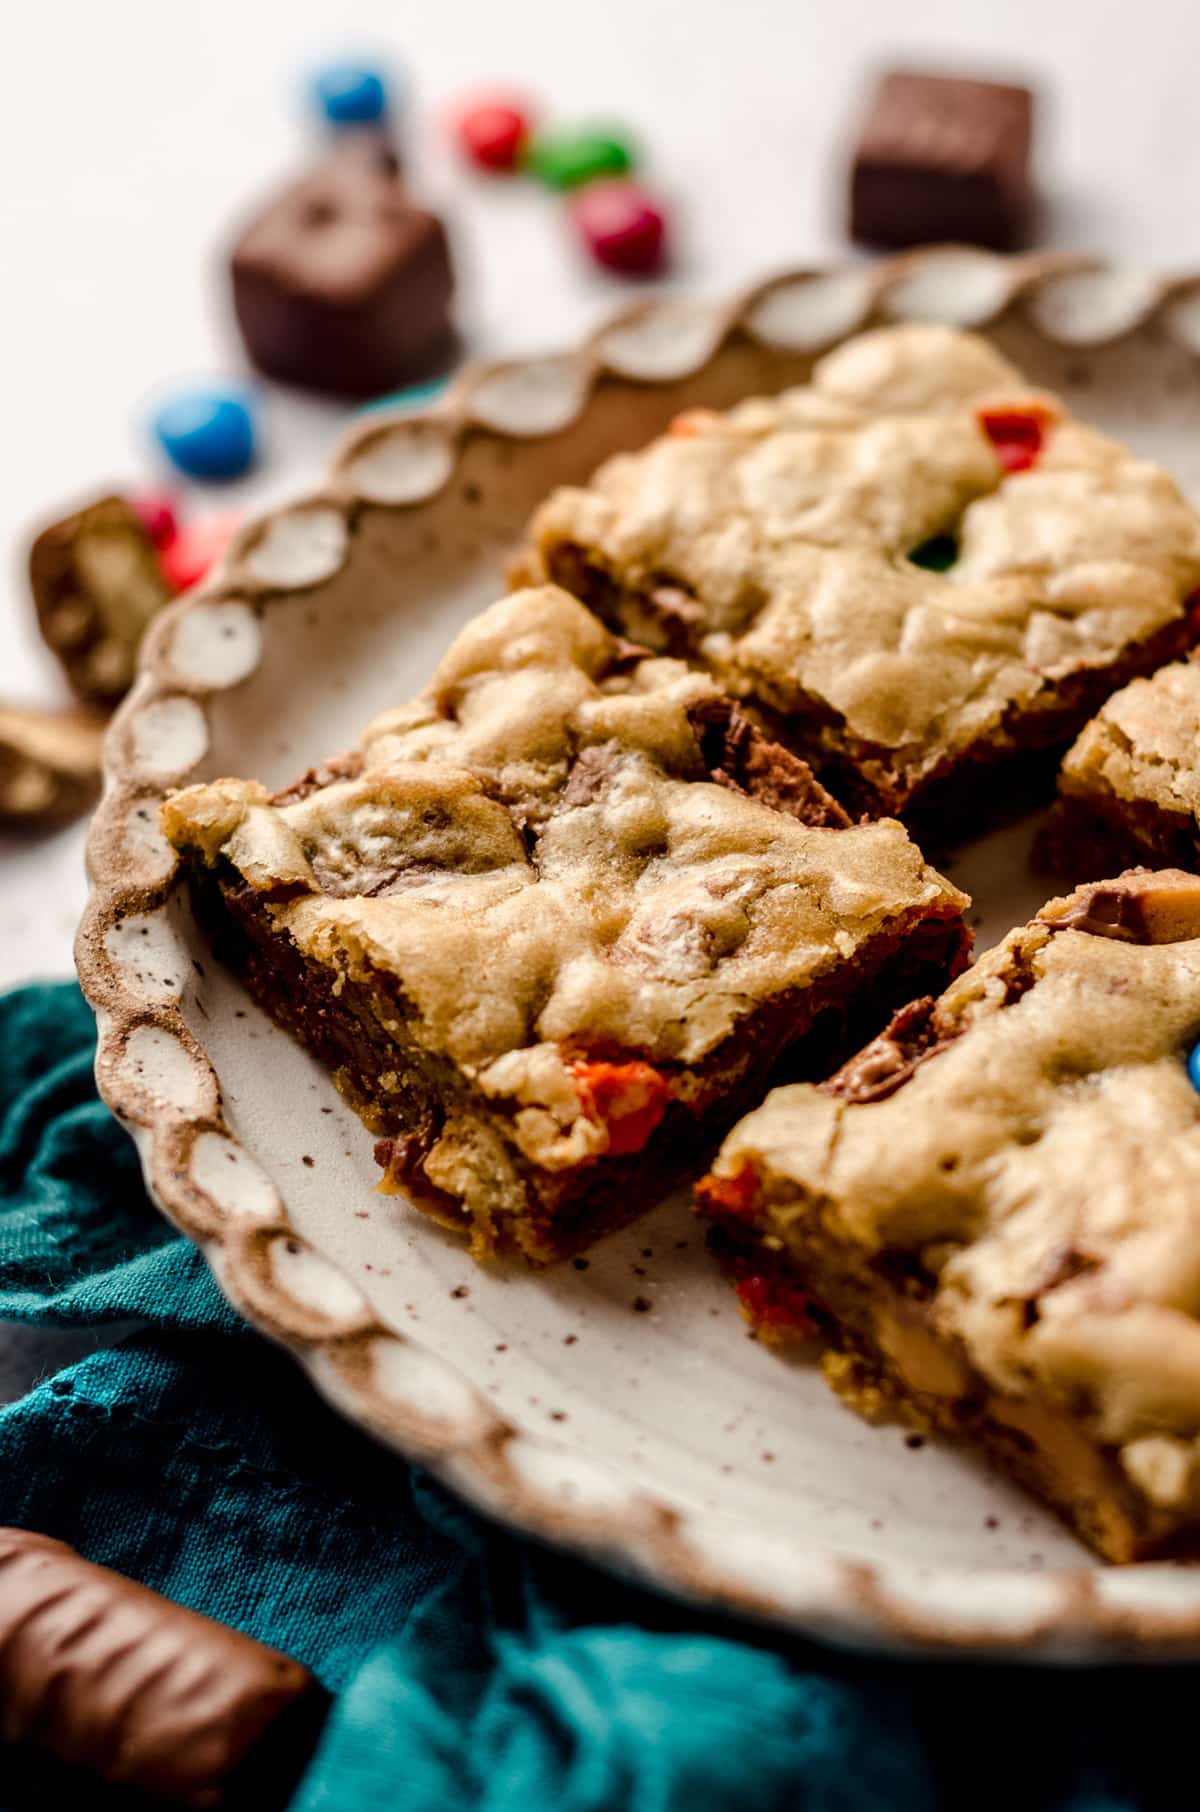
76, 248, 1200, 1662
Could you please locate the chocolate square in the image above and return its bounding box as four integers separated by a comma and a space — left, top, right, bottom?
850, 70, 1034, 250
230, 133, 457, 398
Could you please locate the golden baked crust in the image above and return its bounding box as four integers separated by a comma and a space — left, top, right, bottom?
162, 587, 969, 1259
1060, 654, 1200, 821
532, 324, 1200, 818
707, 870, 1200, 1539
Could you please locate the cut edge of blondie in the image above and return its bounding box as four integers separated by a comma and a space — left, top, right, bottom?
539, 539, 1200, 833
1037, 785, 1199, 881
184, 843, 971, 1267
699, 1187, 1184, 1563
697, 872, 1200, 1562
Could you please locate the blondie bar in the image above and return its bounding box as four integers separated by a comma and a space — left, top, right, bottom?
699, 870, 1200, 1560
1040, 656, 1200, 878
163, 587, 970, 1264
532, 325, 1200, 832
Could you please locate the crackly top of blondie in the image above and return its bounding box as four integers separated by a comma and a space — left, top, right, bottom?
162, 587, 965, 1170
532, 325, 1200, 787
710, 869, 1200, 1495
1060, 653, 1200, 821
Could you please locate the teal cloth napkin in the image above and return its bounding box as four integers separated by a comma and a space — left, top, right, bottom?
0, 981, 1191, 1812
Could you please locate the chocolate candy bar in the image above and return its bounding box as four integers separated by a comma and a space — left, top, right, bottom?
230, 131, 457, 398
0, 1527, 327, 1807
0, 705, 104, 824
29, 494, 174, 708
849, 70, 1034, 250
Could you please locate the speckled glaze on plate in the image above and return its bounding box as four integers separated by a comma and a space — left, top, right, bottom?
77, 250, 1200, 1659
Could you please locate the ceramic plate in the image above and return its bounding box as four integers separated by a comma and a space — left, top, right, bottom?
78, 250, 1200, 1659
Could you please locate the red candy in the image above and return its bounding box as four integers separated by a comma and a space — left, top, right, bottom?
571, 1057, 671, 1156
570, 178, 667, 276
695, 1162, 761, 1222
735, 1273, 816, 1340
131, 491, 179, 550
456, 98, 532, 171
977, 404, 1054, 474
158, 513, 240, 594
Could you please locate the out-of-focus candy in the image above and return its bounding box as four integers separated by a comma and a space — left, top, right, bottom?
151, 388, 258, 482
850, 69, 1034, 251
29, 495, 174, 707
456, 98, 531, 171
231, 136, 456, 397
0, 705, 105, 825
130, 490, 179, 550
312, 63, 390, 127
570, 179, 667, 275
158, 514, 241, 594
526, 128, 633, 190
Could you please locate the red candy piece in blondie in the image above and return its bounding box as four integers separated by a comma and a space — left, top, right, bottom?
695, 1161, 761, 1221
668, 408, 718, 438
735, 1272, 816, 1340
571, 1058, 670, 1156
977, 403, 1053, 473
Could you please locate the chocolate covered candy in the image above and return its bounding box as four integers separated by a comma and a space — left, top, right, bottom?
526, 127, 633, 189
849, 70, 1035, 250
456, 96, 532, 170
230, 133, 456, 398
159, 512, 241, 593
571, 178, 667, 275
132, 489, 180, 549
152, 387, 258, 481
312, 62, 390, 127
0, 1527, 327, 1807
29, 494, 174, 708
0, 705, 104, 824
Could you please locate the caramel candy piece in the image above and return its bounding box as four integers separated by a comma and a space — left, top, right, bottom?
1038, 869, 1200, 944
0, 1528, 326, 1807
849, 70, 1035, 250
29, 495, 174, 708
0, 705, 104, 825
230, 132, 457, 398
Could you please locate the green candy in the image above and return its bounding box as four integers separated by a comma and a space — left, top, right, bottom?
908, 533, 959, 573
525, 128, 634, 190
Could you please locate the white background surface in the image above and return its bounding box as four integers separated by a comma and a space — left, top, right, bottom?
1, 0, 1199, 1398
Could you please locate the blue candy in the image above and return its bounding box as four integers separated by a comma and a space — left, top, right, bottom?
151, 388, 258, 482
312, 63, 389, 127
1188, 1042, 1200, 1096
